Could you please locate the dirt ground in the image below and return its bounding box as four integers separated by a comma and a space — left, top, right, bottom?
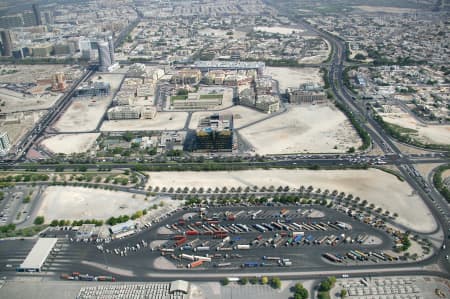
265, 67, 324, 92
380, 112, 450, 145
239, 104, 362, 154
146, 168, 437, 233
41, 133, 100, 154
0, 111, 46, 146
53, 74, 124, 132
37, 186, 161, 221
101, 111, 188, 131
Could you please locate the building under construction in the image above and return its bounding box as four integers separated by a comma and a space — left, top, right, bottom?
195, 114, 233, 152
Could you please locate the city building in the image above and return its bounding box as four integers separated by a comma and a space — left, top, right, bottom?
53, 42, 75, 55
287, 84, 327, 104
22, 11, 38, 27
12, 48, 24, 59
74, 81, 110, 97
51, 72, 67, 92
195, 114, 233, 152
107, 106, 141, 120
107, 36, 115, 64
0, 30, 13, 56
31, 44, 53, 57
193, 60, 265, 75
255, 95, 280, 114
0, 132, 11, 156
171, 68, 202, 85
32, 4, 42, 26
141, 106, 157, 119
97, 41, 112, 72
0, 14, 24, 29
171, 92, 223, 110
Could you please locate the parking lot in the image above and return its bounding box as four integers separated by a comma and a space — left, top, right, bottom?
0, 185, 38, 226
88, 205, 398, 274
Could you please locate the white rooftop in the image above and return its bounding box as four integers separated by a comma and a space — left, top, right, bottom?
19, 238, 58, 270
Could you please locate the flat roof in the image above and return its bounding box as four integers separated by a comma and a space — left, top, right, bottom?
19, 238, 58, 270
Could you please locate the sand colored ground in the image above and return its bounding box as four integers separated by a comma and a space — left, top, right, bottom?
253, 26, 304, 35
37, 186, 163, 221
53, 74, 124, 132
239, 104, 362, 154
41, 133, 99, 154
189, 105, 267, 130
381, 112, 450, 145
146, 168, 436, 233
352, 6, 417, 13
101, 111, 188, 131
265, 67, 323, 92
0, 88, 60, 113
0, 111, 45, 146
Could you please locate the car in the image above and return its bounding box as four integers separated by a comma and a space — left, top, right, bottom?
342, 274, 349, 278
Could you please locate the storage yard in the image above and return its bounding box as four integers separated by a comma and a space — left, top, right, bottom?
239, 104, 362, 154
145, 168, 436, 233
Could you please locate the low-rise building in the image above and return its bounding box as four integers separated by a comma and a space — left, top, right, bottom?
74, 81, 110, 97
287, 85, 327, 104
107, 106, 141, 120
141, 106, 157, 119
171, 93, 223, 110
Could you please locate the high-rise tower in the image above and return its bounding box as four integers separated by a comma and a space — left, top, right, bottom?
0, 30, 13, 56
32, 4, 42, 26
97, 41, 111, 72
107, 36, 115, 64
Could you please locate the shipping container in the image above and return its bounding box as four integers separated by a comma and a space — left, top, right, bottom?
188, 260, 203, 268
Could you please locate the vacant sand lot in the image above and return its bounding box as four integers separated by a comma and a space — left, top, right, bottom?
265, 67, 323, 92
239, 104, 361, 154
101, 112, 188, 131
381, 112, 450, 145
0, 88, 60, 113
146, 169, 436, 233
53, 74, 124, 132
41, 133, 99, 154
189, 106, 267, 130
37, 186, 169, 221
254, 26, 304, 35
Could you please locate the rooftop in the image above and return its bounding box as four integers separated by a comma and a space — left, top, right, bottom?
19, 238, 58, 270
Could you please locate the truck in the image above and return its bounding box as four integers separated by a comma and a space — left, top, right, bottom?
263, 256, 281, 261
186, 230, 199, 236
242, 262, 259, 268
305, 234, 314, 244
235, 244, 250, 250
195, 246, 210, 252
294, 235, 303, 244
180, 254, 195, 261
96, 276, 116, 282
188, 260, 203, 268
291, 231, 305, 237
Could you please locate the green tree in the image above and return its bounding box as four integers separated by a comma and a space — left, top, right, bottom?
221, 278, 229, 286
271, 277, 281, 289
340, 289, 347, 298
261, 276, 269, 285
34, 216, 45, 225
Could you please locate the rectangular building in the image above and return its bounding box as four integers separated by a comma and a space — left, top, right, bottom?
195, 114, 233, 152
18, 238, 58, 272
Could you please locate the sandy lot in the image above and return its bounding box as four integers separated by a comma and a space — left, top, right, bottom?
101, 111, 188, 131
189, 105, 268, 130
352, 6, 417, 13
380, 112, 450, 145
37, 186, 165, 221
265, 67, 323, 92
41, 133, 99, 154
0, 64, 83, 113
146, 168, 436, 233
239, 104, 362, 154
53, 73, 124, 132
0, 111, 46, 146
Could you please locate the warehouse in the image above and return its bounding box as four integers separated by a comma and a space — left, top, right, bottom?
17, 238, 58, 272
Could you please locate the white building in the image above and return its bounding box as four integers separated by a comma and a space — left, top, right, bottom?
0, 131, 11, 156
